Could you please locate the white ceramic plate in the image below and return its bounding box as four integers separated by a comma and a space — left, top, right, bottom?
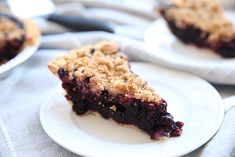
0, 39, 40, 78
144, 12, 235, 85
40, 63, 224, 157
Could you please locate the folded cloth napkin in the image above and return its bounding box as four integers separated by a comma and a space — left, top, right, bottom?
40, 32, 150, 61
0, 35, 235, 157
53, 0, 158, 20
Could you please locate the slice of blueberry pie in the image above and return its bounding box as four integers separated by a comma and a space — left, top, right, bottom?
48, 41, 184, 140
159, 0, 235, 58
0, 13, 40, 65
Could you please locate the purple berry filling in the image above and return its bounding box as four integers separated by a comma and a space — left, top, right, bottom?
58, 68, 184, 139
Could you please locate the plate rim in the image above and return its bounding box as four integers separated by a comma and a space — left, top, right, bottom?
40, 62, 224, 157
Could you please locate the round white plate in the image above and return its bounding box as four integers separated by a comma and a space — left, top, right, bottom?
40, 63, 224, 157
144, 12, 235, 85
0, 39, 40, 78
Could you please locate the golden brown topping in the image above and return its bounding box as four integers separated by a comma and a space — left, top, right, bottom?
23, 19, 41, 45
48, 41, 161, 103
0, 16, 25, 41
162, 0, 235, 42
0, 14, 40, 47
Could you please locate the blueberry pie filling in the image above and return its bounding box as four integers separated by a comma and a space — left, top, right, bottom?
48, 41, 184, 139
159, 0, 235, 58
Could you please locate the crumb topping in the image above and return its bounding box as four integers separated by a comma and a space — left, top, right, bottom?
48, 41, 161, 103
23, 19, 41, 46
0, 13, 40, 48
162, 0, 235, 42
0, 15, 25, 43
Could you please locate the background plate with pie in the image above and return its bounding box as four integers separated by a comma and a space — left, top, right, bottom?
144, 12, 235, 85
0, 13, 40, 78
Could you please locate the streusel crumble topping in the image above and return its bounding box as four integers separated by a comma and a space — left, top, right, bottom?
0, 15, 25, 42
48, 41, 160, 103
163, 0, 235, 42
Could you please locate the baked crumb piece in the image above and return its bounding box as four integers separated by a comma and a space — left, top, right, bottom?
48, 41, 160, 103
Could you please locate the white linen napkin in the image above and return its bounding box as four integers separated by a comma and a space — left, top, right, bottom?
40, 32, 149, 61
32, 0, 154, 37
54, 0, 157, 20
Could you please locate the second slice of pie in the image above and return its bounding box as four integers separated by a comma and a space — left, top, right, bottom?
159, 0, 235, 58
48, 41, 184, 140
